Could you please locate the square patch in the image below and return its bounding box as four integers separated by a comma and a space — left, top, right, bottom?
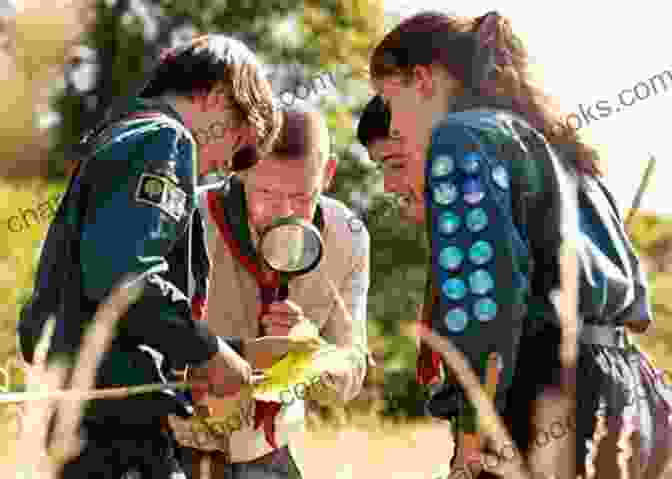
135, 173, 187, 222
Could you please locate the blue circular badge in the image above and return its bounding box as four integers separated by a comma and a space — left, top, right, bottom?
432, 155, 455, 178
473, 297, 498, 322
439, 246, 464, 271
469, 269, 494, 295
466, 208, 489, 233
492, 165, 510, 190
442, 278, 467, 301
459, 152, 481, 174
438, 211, 461, 236
433, 182, 459, 206
469, 241, 494, 265
444, 308, 469, 332
463, 178, 485, 205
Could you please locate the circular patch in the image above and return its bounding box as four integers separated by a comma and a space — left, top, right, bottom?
348, 217, 364, 233
463, 179, 485, 205
444, 308, 469, 333
466, 208, 489, 233
468, 241, 494, 265
439, 246, 464, 271
469, 269, 494, 295
438, 211, 461, 236
432, 182, 459, 206
432, 155, 455, 178
492, 165, 510, 190
442, 278, 467, 301
473, 297, 498, 322
459, 152, 481, 174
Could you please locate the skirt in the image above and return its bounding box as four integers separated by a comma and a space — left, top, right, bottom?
506, 320, 670, 478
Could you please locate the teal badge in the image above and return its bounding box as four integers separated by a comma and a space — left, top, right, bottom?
433, 182, 459, 206
432, 154, 455, 178
469, 269, 494, 295
466, 208, 488, 232
439, 246, 464, 271
473, 297, 498, 322
444, 308, 469, 332
438, 211, 461, 236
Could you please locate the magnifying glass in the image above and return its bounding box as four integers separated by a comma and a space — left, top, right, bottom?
257, 216, 324, 303
259, 216, 324, 276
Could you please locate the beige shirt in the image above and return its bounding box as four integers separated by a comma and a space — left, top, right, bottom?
177, 189, 370, 463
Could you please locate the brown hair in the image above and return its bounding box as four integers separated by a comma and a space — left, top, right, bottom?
370, 11, 601, 176
272, 101, 331, 167
141, 34, 282, 156
242, 101, 332, 189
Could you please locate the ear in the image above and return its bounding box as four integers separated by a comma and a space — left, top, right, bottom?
190, 90, 209, 112
412, 64, 435, 98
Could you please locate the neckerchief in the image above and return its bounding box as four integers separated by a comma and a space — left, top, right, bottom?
206, 176, 325, 449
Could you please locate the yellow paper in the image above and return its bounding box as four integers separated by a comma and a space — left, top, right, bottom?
251, 320, 350, 403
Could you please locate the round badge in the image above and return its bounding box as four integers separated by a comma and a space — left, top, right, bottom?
459, 152, 481, 174
469, 269, 494, 295
468, 241, 494, 265
466, 208, 489, 233
438, 211, 461, 236
432, 182, 459, 206
463, 179, 485, 205
439, 246, 464, 271
432, 155, 455, 178
442, 278, 467, 301
492, 165, 510, 190
444, 308, 469, 333
473, 297, 498, 322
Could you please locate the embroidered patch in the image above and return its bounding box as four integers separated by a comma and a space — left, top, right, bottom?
463, 178, 485, 205
474, 297, 497, 322
444, 308, 469, 333
459, 151, 481, 174
469, 269, 494, 295
439, 246, 464, 271
468, 240, 494, 265
466, 208, 488, 232
431, 154, 455, 178
438, 211, 461, 236
442, 278, 467, 301
135, 173, 187, 222
432, 182, 459, 206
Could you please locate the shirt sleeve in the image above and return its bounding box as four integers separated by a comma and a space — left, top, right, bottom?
425, 118, 577, 432
317, 216, 370, 404
78, 124, 220, 367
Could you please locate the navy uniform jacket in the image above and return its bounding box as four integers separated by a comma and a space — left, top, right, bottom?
423, 97, 579, 432
424, 95, 654, 435
18, 97, 241, 424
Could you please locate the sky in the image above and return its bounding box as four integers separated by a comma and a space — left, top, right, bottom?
384, 0, 672, 217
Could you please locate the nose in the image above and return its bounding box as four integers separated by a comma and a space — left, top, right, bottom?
276, 197, 294, 218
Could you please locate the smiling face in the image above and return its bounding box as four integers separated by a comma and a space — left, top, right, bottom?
371, 65, 463, 224
367, 135, 426, 224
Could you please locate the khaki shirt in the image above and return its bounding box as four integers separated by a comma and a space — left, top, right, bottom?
174, 180, 370, 463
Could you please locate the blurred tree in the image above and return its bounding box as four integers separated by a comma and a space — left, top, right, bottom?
50, 0, 384, 176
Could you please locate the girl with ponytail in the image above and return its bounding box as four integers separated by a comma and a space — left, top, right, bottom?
366, 10, 660, 478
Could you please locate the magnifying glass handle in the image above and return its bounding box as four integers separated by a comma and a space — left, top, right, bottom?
276, 284, 289, 302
